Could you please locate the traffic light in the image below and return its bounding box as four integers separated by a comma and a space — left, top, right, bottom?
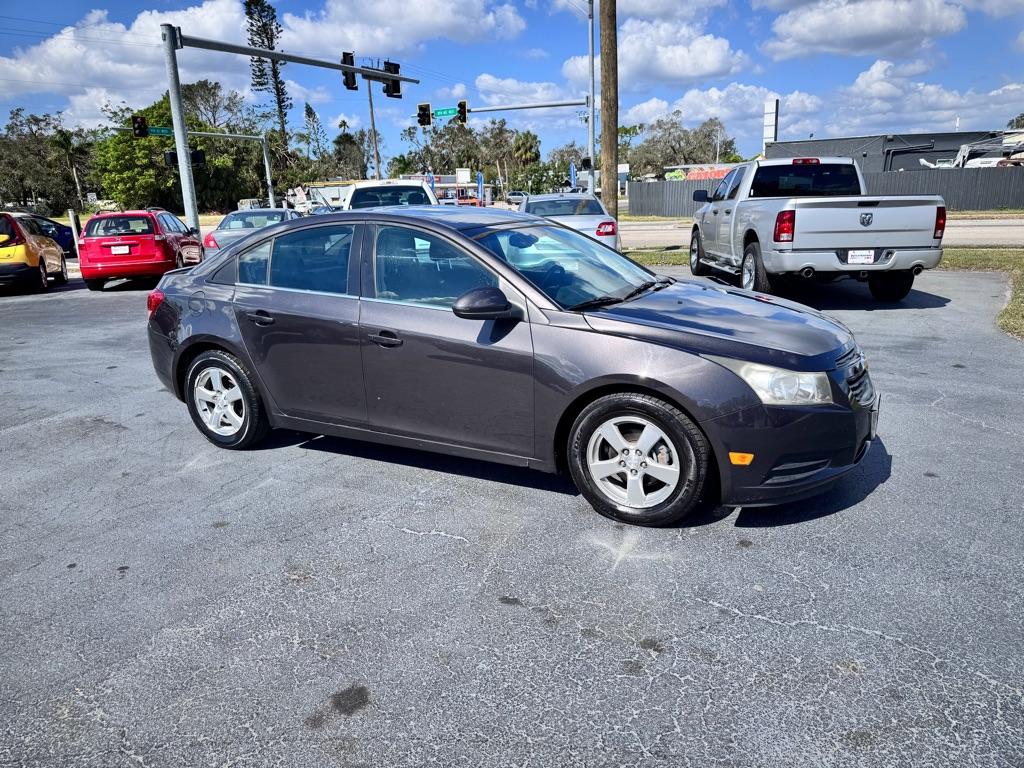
383, 60, 401, 98
456, 100, 468, 124
417, 103, 432, 128
341, 52, 357, 91
581, 156, 592, 171
131, 114, 149, 138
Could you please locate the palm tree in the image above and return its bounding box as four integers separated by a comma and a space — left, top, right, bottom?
50, 129, 88, 207
512, 131, 541, 169
292, 130, 311, 159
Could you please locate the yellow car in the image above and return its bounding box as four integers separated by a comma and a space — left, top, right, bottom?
0, 212, 68, 292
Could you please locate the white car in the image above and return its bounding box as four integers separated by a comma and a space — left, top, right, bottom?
333, 179, 438, 210
506, 190, 527, 205
519, 193, 620, 251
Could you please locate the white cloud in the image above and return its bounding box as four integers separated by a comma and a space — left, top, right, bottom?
474, 73, 568, 106
619, 0, 727, 19
1017, 29, 1024, 51
329, 112, 362, 130
287, 81, 331, 105
281, 0, 525, 57
435, 83, 468, 100
762, 0, 966, 59
564, 19, 747, 91
623, 98, 670, 125
959, 0, 1024, 15
523, 47, 550, 59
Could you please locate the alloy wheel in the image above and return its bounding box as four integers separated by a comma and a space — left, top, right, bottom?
586, 415, 681, 509
689, 237, 699, 270
741, 255, 755, 291
193, 366, 246, 436
39, 259, 48, 288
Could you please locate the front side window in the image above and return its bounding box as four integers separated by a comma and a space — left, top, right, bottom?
473, 225, 653, 310
726, 167, 746, 200
238, 241, 271, 285
711, 170, 736, 202
269, 225, 353, 294
374, 225, 496, 307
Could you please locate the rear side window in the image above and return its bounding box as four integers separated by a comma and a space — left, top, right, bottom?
85, 216, 154, 236
19, 217, 43, 236
750, 164, 861, 197
269, 225, 353, 294
524, 198, 605, 216
350, 186, 431, 209
238, 241, 271, 285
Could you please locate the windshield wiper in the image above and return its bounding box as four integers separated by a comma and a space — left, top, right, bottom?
567, 295, 626, 311
620, 280, 658, 302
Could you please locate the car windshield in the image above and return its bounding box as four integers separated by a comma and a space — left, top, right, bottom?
350, 186, 432, 209
749, 163, 861, 197
472, 224, 654, 310
84, 216, 153, 236
524, 198, 605, 216
218, 211, 286, 230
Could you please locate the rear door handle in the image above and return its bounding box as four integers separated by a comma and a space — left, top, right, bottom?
711, 209, 719, 215
245, 310, 275, 326
724, 208, 732, 215
369, 330, 403, 348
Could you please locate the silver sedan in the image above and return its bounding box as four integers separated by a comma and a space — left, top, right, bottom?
519, 193, 620, 251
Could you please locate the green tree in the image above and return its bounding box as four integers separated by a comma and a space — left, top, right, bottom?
512, 131, 541, 169
547, 140, 585, 172
303, 103, 328, 160
181, 80, 247, 130
0, 109, 79, 212
1009, 113, 1024, 130
50, 128, 90, 207
334, 120, 370, 179
245, 0, 291, 138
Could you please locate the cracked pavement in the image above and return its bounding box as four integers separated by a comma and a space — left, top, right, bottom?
1, 271, 1022, 766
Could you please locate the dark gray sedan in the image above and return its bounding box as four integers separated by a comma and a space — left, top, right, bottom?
148, 207, 878, 526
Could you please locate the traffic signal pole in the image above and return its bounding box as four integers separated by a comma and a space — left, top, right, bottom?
160, 25, 199, 232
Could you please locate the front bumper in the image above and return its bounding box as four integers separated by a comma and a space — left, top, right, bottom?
763, 246, 942, 275
703, 389, 878, 507
0, 262, 36, 285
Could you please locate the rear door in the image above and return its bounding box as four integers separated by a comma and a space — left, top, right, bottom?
359, 223, 535, 458
233, 222, 366, 426
18, 217, 60, 271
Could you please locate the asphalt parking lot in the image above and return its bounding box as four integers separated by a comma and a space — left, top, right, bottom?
2, 270, 1022, 767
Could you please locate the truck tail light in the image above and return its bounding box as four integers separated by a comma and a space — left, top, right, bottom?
934, 205, 946, 239
203, 231, 220, 249
792, 158, 820, 165
773, 210, 796, 243
147, 288, 165, 316
596, 221, 617, 236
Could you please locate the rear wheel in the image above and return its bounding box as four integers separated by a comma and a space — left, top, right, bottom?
186, 350, 270, 450
868, 271, 915, 302
175, 253, 184, 269
52, 255, 68, 285
84, 278, 105, 292
740, 241, 772, 294
568, 393, 710, 526
689, 230, 710, 276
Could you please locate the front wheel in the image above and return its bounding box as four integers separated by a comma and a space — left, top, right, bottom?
689, 230, 710, 276
53, 255, 68, 285
568, 393, 710, 526
868, 271, 915, 302
185, 349, 270, 449
740, 242, 772, 293
34, 258, 50, 293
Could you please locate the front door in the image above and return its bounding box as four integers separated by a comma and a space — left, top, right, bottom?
233, 223, 366, 426
359, 223, 535, 458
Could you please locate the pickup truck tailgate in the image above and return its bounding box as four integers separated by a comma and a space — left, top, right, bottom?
791, 196, 942, 250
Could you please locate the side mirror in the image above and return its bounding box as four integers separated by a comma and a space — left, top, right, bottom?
452, 286, 521, 321
692, 189, 709, 203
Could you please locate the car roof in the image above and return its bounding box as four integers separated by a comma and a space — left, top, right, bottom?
265, 205, 541, 234
756, 156, 856, 167
228, 208, 284, 214
349, 179, 429, 189
92, 210, 159, 217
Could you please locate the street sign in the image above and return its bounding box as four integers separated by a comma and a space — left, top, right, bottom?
569, 162, 577, 188
86, 192, 98, 204
433, 107, 458, 118
148, 126, 173, 137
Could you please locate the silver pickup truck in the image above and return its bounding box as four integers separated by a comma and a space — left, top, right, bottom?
690, 157, 945, 301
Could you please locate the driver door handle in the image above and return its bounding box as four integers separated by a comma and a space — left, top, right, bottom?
369, 329, 403, 348
245, 310, 275, 326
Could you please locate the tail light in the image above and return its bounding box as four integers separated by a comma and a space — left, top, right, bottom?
0, 215, 26, 246
203, 231, 220, 249
596, 221, 617, 236
773, 210, 796, 242
934, 205, 946, 239
147, 288, 165, 316
792, 158, 820, 165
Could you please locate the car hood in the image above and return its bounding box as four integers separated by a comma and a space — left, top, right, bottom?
583, 279, 854, 371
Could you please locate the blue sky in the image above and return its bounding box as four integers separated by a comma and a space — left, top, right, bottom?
1, 0, 1022, 162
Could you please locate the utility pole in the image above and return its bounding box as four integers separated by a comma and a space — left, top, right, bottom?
366, 80, 382, 180
587, 0, 596, 194
160, 24, 200, 232
599, 0, 618, 218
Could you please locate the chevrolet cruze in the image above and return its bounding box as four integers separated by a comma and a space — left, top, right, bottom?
147, 207, 879, 526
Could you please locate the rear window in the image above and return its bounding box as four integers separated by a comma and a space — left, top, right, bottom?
218, 211, 287, 230
524, 198, 605, 216
749, 164, 861, 197
85, 216, 154, 236
349, 186, 432, 209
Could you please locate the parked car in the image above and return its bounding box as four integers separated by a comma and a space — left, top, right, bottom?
202, 208, 302, 257
79, 209, 202, 291
506, 190, 527, 205
520, 192, 620, 251
148, 207, 878, 527
690, 157, 945, 301
0, 212, 68, 291
333, 179, 438, 210
309, 205, 340, 215
12, 213, 76, 257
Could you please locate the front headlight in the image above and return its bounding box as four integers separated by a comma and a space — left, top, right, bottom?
708, 356, 833, 406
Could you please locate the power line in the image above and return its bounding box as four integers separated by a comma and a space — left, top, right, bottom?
0, 28, 159, 48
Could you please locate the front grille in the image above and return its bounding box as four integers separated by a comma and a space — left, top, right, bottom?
846, 367, 875, 406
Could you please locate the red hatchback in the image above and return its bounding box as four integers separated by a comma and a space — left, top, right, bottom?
79, 209, 202, 291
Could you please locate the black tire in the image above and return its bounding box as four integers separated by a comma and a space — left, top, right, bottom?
689, 229, 710, 276
84, 278, 105, 292
34, 258, 50, 293
52, 255, 68, 285
185, 349, 270, 450
868, 271, 914, 302
740, 241, 772, 294
175, 253, 185, 269
567, 393, 710, 527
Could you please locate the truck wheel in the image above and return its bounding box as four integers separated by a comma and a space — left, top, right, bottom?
868, 271, 915, 302
741, 242, 772, 294
689, 230, 710, 276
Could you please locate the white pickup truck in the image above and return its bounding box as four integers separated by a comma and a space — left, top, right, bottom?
690, 157, 945, 301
